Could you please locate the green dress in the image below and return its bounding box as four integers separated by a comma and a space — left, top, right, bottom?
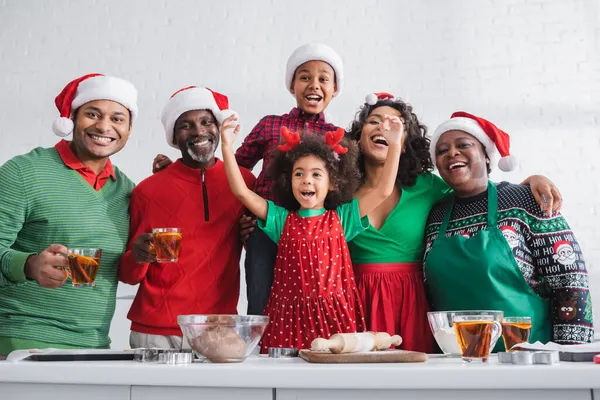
348, 173, 450, 352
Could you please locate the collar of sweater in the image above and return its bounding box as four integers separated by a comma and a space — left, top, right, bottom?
169, 158, 224, 184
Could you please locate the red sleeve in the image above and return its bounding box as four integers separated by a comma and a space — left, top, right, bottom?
235, 117, 267, 170
118, 186, 151, 285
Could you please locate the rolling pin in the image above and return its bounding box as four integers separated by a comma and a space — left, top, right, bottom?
311, 332, 403, 354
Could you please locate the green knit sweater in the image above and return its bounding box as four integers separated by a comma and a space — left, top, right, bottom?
0, 146, 135, 353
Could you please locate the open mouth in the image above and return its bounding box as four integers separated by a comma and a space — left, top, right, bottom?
305, 94, 322, 104
371, 135, 388, 146
87, 133, 115, 144
449, 162, 467, 171
300, 191, 315, 200
188, 136, 214, 148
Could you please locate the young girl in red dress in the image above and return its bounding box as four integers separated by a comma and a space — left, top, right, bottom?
220, 113, 404, 352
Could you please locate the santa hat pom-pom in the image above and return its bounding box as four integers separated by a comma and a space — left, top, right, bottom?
365, 93, 378, 106
216, 109, 238, 126
52, 117, 74, 137
498, 155, 517, 172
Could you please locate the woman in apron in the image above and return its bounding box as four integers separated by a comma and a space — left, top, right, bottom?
423, 111, 594, 348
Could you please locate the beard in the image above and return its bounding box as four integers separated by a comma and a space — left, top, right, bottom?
185, 137, 217, 164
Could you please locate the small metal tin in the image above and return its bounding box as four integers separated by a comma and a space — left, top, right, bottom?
133, 348, 192, 364
511, 351, 534, 365
133, 348, 163, 363
498, 350, 560, 365
158, 349, 193, 365
268, 347, 299, 358
497, 352, 513, 364
533, 351, 559, 365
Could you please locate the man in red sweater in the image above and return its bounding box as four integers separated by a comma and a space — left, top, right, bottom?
119, 86, 255, 349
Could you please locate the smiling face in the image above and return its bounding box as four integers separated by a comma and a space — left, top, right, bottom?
290, 60, 338, 115
435, 130, 489, 197
70, 100, 131, 162
358, 106, 402, 165
291, 155, 332, 210
173, 109, 219, 168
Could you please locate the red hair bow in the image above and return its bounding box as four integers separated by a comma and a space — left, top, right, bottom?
325, 128, 348, 155
277, 126, 301, 152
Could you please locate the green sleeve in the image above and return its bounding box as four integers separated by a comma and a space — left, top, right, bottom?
257, 200, 289, 244
336, 198, 370, 242
0, 160, 34, 286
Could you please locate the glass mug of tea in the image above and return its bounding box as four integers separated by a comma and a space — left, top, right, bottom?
452, 311, 503, 363
152, 228, 182, 262
502, 316, 532, 351
67, 248, 102, 288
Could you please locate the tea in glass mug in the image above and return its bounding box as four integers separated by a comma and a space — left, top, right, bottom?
452, 312, 502, 363
67, 248, 102, 288
152, 228, 182, 262
502, 316, 532, 351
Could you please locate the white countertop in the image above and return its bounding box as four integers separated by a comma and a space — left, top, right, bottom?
1, 355, 599, 390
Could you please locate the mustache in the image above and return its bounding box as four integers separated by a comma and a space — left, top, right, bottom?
185, 134, 216, 146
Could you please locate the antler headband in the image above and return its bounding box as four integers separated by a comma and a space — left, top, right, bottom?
276, 126, 348, 155
276, 126, 301, 152
325, 127, 348, 155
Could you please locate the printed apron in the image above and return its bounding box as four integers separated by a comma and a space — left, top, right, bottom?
424, 181, 551, 351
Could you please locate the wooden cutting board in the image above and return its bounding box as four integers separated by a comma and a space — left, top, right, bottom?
299, 349, 428, 363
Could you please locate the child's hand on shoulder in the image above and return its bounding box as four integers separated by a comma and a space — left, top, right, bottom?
220, 114, 241, 147
382, 115, 404, 146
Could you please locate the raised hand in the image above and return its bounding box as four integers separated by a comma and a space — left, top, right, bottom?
220, 114, 240, 148
381, 115, 404, 146
24, 244, 69, 288
131, 233, 156, 264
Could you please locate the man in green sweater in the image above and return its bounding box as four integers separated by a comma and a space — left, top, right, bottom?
0, 73, 138, 357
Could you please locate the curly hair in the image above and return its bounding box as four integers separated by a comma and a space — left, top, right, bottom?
347, 98, 433, 188
268, 132, 361, 211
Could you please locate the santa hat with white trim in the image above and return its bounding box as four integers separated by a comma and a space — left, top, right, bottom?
501, 225, 517, 235
285, 43, 344, 96
161, 86, 236, 149
52, 73, 138, 137
553, 240, 572, 254
365, 92, 395, 106
430, 111, 517, 172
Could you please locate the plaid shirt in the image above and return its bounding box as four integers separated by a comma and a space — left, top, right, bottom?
235, 107, 340, 202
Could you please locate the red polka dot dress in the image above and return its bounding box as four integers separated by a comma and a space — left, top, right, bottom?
258, 199, 367, 353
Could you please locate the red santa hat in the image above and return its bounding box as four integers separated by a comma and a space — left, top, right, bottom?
52, 73, 138, 137
161, 86, 236, 149
365, 92, 395, 105
430, 111, 517, 172
285, 43, 344, 96
501, 225, 517, 235
553, 240, 572, 254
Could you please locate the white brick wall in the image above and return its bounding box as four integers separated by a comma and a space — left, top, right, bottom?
1, 0, 598, 349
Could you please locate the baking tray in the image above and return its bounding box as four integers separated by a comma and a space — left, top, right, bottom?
13, 349, 135, 362
558, 351, 599, 362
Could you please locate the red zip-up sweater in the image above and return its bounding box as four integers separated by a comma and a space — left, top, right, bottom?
119, 159, 255, 336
